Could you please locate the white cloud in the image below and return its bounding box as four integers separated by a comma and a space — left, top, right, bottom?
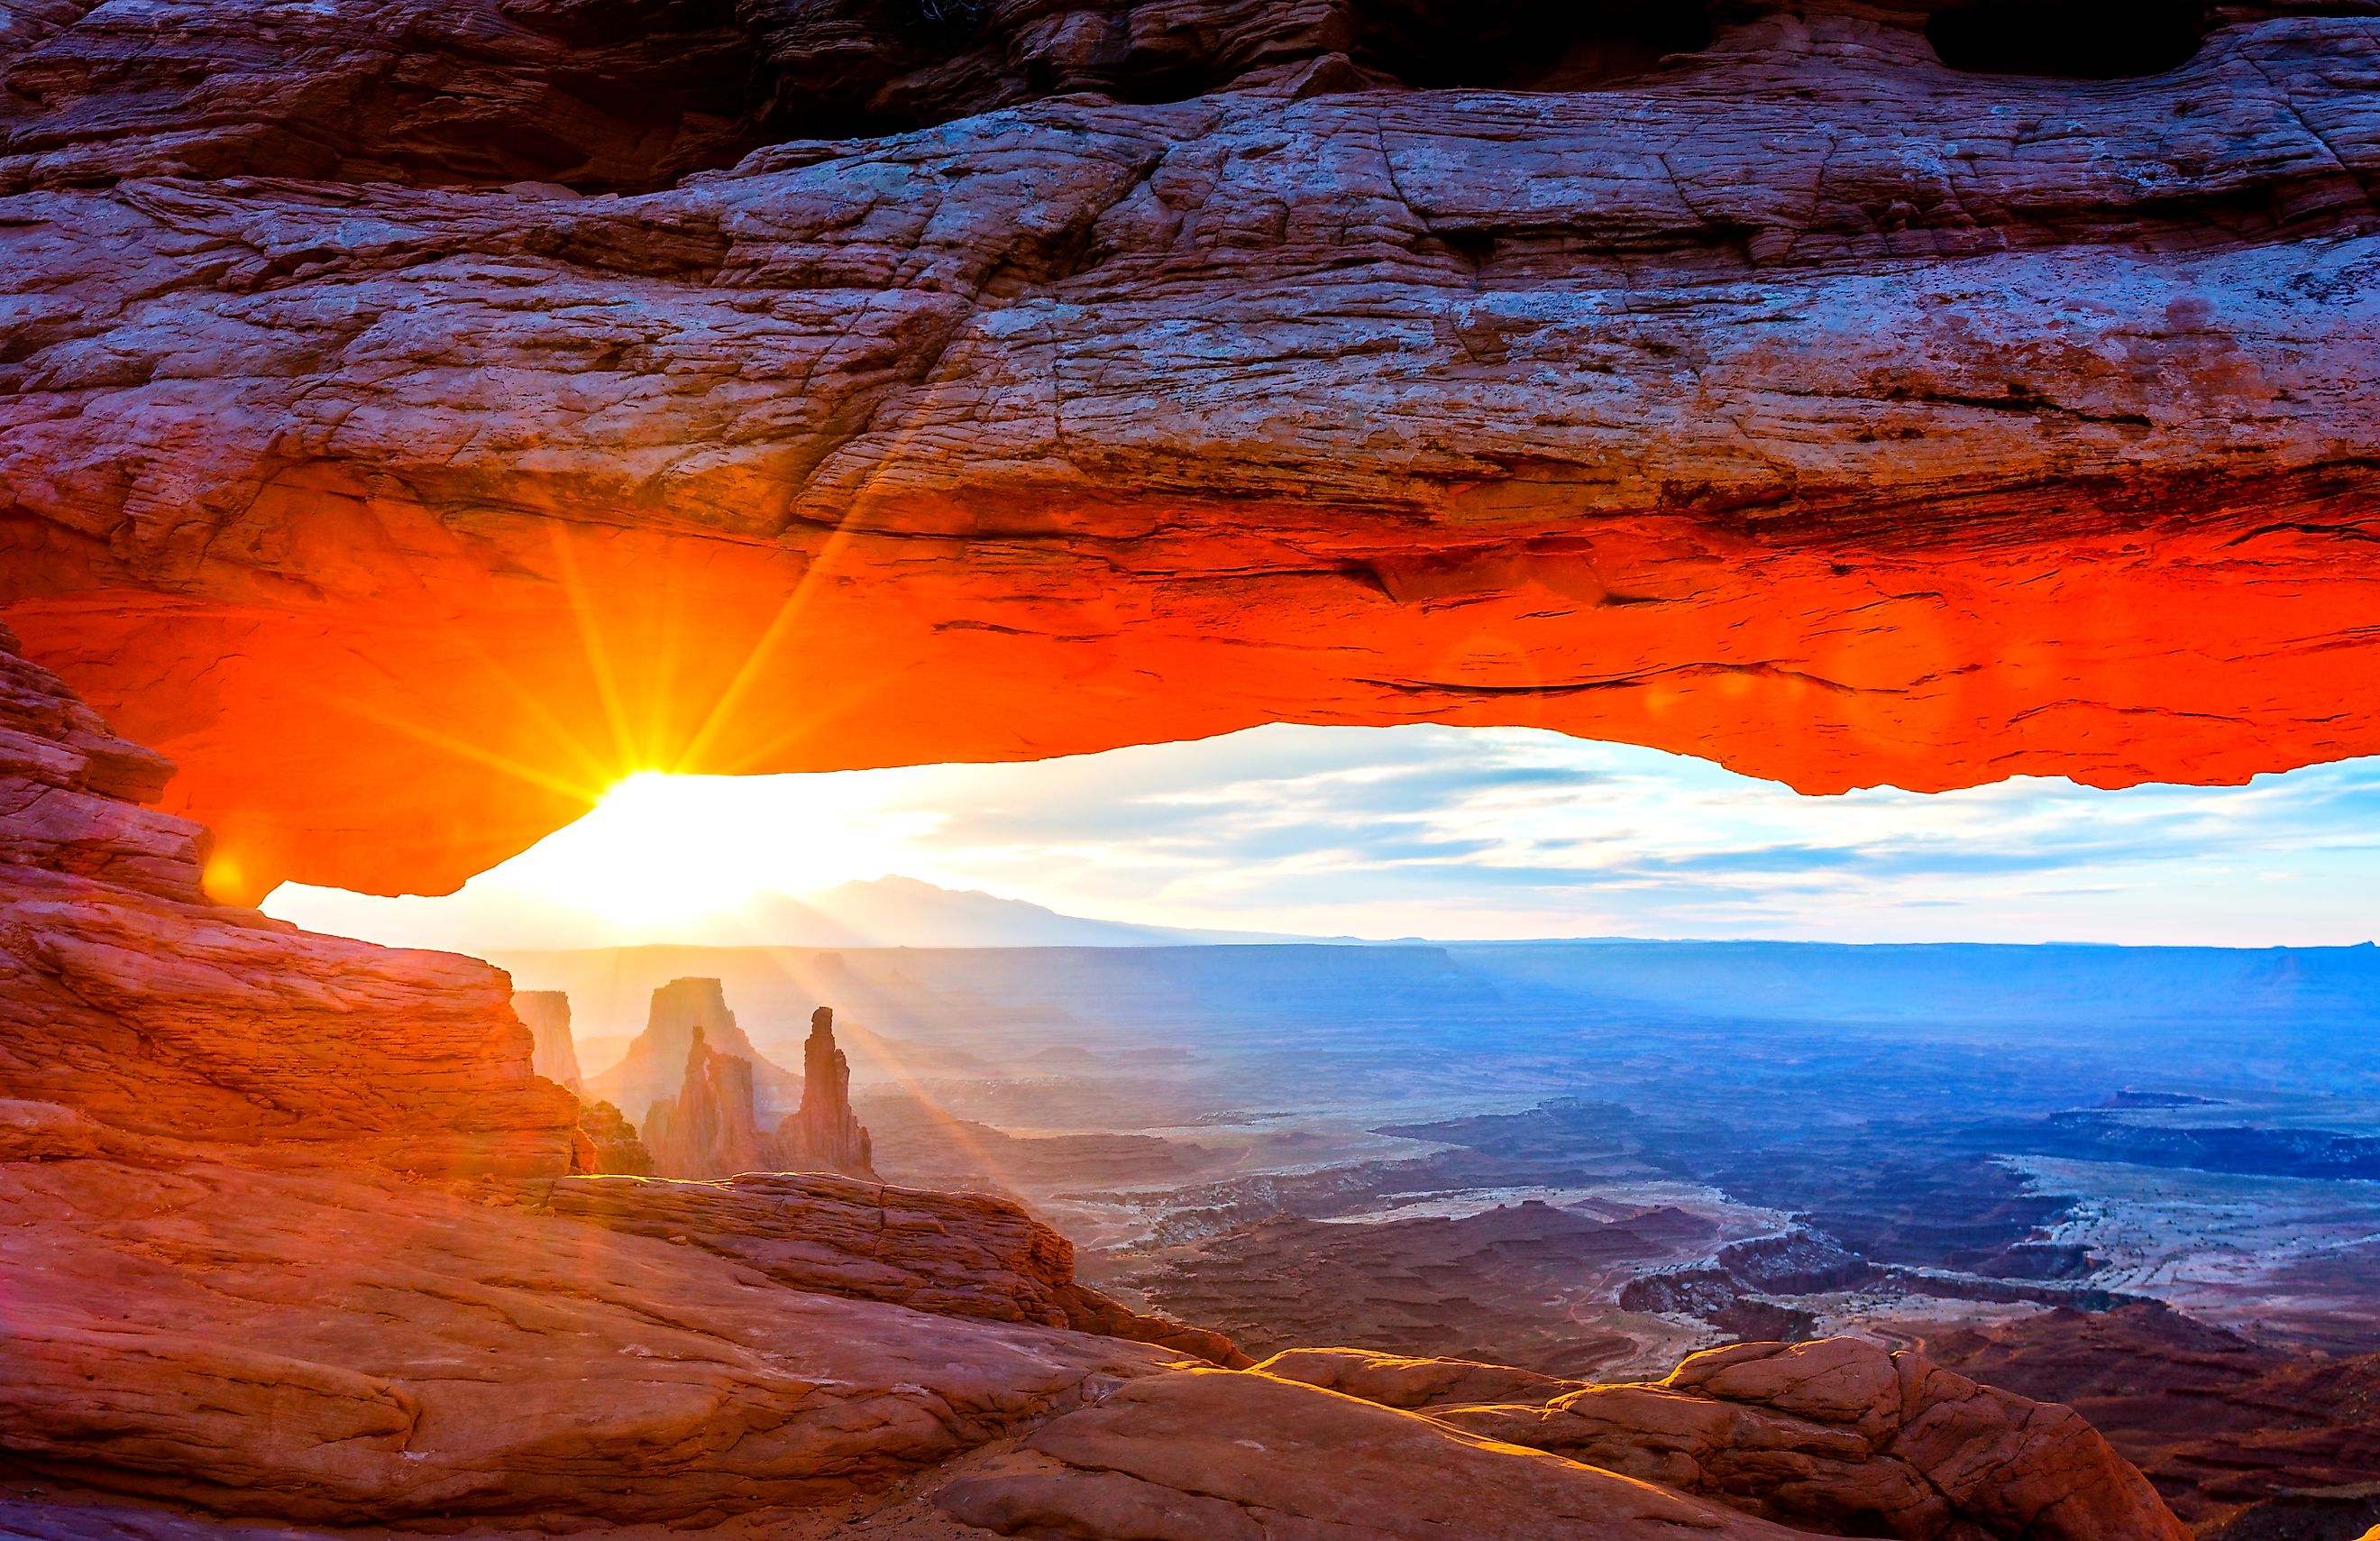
265, 725, 2380, 951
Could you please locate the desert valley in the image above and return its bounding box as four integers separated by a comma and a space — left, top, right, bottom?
487, 935, 2380, 1536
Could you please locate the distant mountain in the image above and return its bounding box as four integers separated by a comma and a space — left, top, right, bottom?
269, 871, 1314, 953
731, 876, 1181, 948
735, 876, 1312, 949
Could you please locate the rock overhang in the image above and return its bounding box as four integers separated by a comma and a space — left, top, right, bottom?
0, 0, 2374, 901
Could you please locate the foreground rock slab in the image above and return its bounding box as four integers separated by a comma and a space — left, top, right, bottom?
545, 1170, 1250, 1366
1433, 1337, 2190, 1541
938, 1366, 1813, 1540
0, 1151, 1179, 1524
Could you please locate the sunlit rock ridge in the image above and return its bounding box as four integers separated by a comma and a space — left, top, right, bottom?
3, 0, 2374, 899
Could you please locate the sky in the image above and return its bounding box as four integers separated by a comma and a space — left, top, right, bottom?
263, 724, 2380, 953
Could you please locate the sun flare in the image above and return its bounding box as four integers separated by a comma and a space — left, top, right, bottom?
487, 769, 938, 929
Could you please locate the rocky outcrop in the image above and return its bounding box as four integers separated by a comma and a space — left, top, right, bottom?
1917, 1302, 2380, 1532
0, 1151, 1185, 1525
761, 1005, 876, 1179
4, 2, 2375, 900
0, 0, 777, 195
937, 1366, 1813, 1540
0, 626, 579, 1179
574, 1096, 654, 1175
1430, 1336, 2191, 1541
0, 618, 1264, 1527
583, 977, 800, 1129
509, 988, 581, 1087
544, 1168, 1248, 1366
616, 991, 890, 1181
641, 1025, 766, 1179
1253, 1345, 1587, 1409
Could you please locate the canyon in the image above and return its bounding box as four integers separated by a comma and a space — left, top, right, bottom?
498, 934, 2380, 1534
4, 0, 2377, 1536
632, 995, 882, 1179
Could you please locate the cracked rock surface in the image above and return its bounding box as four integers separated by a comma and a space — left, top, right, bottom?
1428, 1337, 2192, 1541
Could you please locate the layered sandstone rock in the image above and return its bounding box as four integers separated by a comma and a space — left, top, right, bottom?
1430, 1336, 2191, 1541
937, 1366, 1814, 1540
0, 625, 577, 1178
763, 1005, 877, 1179
0, 1152, 1185, 1525
0, 0, 774, 193
638, 1004, 883, 1181
509, 988, 581, 1087
1917, 1301, 2380, 1531
585, 977, 801, 1128
2, 1, 2374, 898
545, 1168, 1248, 1366
642, 1024, 767, 1178
573, 1096, 655, 1175
0, 619, 1262, 1526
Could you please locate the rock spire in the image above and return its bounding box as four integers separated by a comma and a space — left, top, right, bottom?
641, 1026, 764, 1179
581, 977, 798, 1127
765, 1007, 877, 1180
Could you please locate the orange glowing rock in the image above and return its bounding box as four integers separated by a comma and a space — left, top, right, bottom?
11, 492, 2376, 904
2, 11, 2375, 900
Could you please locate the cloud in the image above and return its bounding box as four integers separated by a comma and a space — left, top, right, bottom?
265, 725, 2380, 950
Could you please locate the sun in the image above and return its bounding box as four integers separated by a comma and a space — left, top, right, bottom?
479, 770, 929, 930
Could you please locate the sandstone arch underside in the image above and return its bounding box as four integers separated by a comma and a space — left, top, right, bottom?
2, 0, 2375, 900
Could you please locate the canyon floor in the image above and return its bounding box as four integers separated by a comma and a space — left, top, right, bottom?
508, 940, 2380, 1538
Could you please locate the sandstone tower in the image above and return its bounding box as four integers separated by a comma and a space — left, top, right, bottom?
770, 1006, 876, 1180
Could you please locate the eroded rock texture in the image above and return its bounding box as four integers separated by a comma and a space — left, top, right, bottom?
572, 1094, 655, 1173
548, 1168, 1250, 1364
1432, 1337, 2190, 1541
0, 624, 576, 1177
938, 1346, 2187, 1541
1918, 1302, 2380, 1532
937, 1367, 1815, 1541
643, 1023, 768, 1177
764, 1004, 878, 1179
0, 1153, 1174, 1525
3, 0, 2375, 897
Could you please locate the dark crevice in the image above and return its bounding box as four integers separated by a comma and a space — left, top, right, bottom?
1926, 0, 2207, 79
1353, 0, 1714, 90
